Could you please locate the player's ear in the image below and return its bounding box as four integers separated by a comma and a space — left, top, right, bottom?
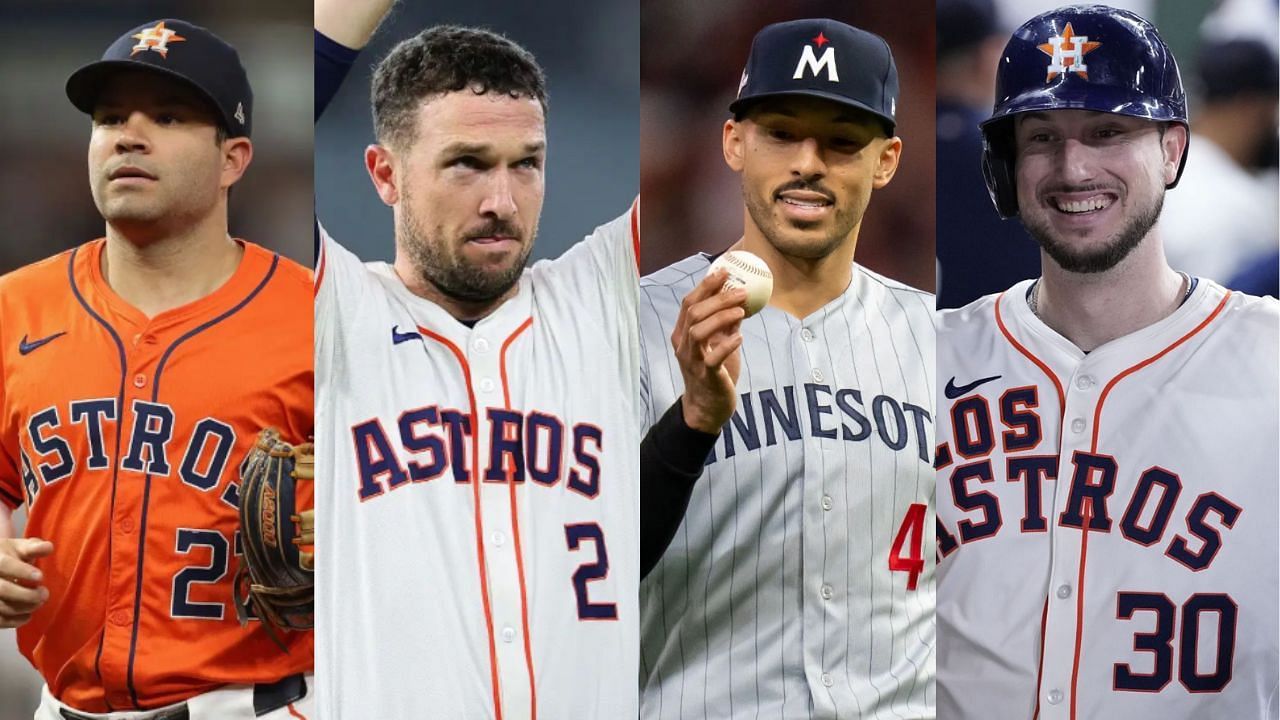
1160, 123, 1188, 185
871, 136, 902, 190
723, 119, 745, 172
365, 144, 400, 206
219, 137, 253, 190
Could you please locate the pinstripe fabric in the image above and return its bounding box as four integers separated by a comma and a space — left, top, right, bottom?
639, 253, 936, 720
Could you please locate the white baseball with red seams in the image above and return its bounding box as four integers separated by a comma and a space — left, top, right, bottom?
708, 250, 773, 317
314, 204, 641, 719
935, 277, 1279, 720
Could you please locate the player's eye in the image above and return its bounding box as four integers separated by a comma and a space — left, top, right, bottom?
1094, 127, 1123, 139
766, 128, 795, 141
156, 113, 180, 125
448, 156, 485, 170
514, 156, 542, 170
94, 112, 124, 126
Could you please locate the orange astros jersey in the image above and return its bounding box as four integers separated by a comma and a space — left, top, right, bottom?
0, 238, 313, 713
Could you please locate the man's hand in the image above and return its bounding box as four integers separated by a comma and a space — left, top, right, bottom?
316, 0, 397, 49
0, 538, 53, 629
672, 269, 748, 434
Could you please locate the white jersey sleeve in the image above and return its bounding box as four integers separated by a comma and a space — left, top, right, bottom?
314, 221, 377, 370
528, 199, 641, 420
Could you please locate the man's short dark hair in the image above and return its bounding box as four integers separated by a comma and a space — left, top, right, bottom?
371, 25, 548, 149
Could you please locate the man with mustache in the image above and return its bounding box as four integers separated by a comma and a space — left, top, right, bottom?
935, 6, 1278, 718
0, 18, 314, 720
314, 0, 640, 717
639, 18, 936, 720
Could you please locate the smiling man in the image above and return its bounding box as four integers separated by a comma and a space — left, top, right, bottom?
638, 18, 935, 720
0, 18, 314, 720
936, 5, 1278, 719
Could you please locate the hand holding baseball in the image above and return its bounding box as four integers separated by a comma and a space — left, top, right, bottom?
0, 537, 53, 629
672, 269, 747, 434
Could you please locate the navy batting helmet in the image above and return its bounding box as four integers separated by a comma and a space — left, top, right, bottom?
979, 5, 1188, 218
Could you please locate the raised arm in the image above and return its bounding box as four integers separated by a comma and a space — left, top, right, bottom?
316, 0, 397, 50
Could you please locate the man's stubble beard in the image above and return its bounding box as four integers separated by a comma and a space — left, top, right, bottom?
742, 181, 860, 261
399, 192, 535, 304
1022, 191, 1164, 274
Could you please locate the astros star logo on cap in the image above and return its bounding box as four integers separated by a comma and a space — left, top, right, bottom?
1038, 22, 1100, 81
131, 20, 186, 58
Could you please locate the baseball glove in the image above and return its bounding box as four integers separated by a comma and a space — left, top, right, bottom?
233, 427, 314, 640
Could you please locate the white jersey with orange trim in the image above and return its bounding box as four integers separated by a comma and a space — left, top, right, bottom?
314, 206, 640, 719
936, 277, 1279, 720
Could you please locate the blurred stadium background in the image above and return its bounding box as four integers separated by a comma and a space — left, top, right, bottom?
937, 0, 1279, 308
315, 0, 639, 262
0, 1, 312, 716
640, 0, 938, 291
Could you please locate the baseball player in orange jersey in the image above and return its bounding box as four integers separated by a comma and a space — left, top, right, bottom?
0, 19, 314, 720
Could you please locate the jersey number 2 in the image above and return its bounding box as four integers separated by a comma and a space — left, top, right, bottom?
565, 522, 618, 620
171, 529, 230, 619
888, 503, 926, 591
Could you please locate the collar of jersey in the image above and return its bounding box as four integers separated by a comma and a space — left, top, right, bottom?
80, 237, 275, 331
1005, 275, 1220, 370
367, 261, 534, 349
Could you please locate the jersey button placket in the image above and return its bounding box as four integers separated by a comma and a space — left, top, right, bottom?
104, 340, 159, 692
470, 347, 531, 718
1043, 396, 1086, 720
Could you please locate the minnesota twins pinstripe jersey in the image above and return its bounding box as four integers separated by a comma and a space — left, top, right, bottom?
936, 279, 1279, 720
315, 206, 641, 719
639, 253, 936, 720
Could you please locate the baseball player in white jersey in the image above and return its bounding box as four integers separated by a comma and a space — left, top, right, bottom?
313, 2, 640, 717
936, 6, 1279, 719
639, 19, 935, 719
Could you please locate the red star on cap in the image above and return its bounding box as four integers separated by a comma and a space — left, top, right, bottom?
813, 32, 829, 48
1037, 22, 1101, 81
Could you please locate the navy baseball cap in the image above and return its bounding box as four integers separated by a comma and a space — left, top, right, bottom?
730, 19, 899, 135
66, 19, 253, 138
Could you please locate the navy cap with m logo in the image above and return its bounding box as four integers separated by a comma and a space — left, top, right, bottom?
730, 18, 899, 135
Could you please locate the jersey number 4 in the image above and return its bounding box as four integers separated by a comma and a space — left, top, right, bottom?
888, 503, 927, 591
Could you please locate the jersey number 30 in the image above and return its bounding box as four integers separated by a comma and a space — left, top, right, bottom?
1115, 592, 1236, 693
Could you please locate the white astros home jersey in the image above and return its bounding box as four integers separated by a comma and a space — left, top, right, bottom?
936, 278, 1280, 720
314, 205, 641, 719
639, 255, 936, 720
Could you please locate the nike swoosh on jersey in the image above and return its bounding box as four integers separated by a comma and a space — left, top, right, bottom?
944, 374, 1002, 399
18, 332, 67, 356
391, 326, 422, 345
